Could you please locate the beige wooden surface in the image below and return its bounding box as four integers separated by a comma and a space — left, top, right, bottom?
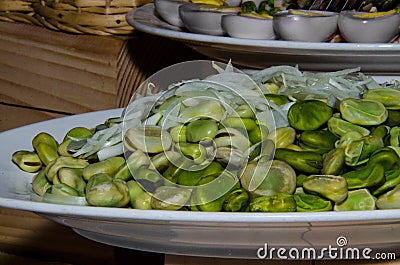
0, 21, 205, 114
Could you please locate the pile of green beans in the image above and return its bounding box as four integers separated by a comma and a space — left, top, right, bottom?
11, 86, 400, 212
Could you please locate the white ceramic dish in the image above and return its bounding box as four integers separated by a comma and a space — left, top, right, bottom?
1, 104, 400, 258
126, 4, 400, 74
154, 0, 185, 28
273, 10, 339, 42
338, 11, 400, 43
222, 14, 276, 40
179, 3, 240, 36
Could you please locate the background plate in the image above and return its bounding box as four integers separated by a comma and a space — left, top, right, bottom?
127, 4, 400, 74
1, 109, 400, 259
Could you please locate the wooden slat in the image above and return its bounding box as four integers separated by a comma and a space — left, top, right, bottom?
0, 65, 116, 113
0, 45, 118, 95
0, 21, 126, 113
0, 208, 115, 265
0, 103, 65, 132
0, 21, 125, 64
0, 30, 119, 79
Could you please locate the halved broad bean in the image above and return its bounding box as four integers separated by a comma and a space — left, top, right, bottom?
249, 194, 296, 212
85, 173, 130, 207
12, 151, 42, 173
32, 132, 59, 165
340, 98, 388, 126
303, 175, 348, 204
82, 156, 125, 181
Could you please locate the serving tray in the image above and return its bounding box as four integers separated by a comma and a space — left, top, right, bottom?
126, 4, 400, 74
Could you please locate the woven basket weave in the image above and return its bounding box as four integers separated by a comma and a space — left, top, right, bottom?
0, 0, 42, 25
32, 0, 152, 35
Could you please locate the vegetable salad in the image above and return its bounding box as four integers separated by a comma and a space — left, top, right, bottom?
12, 62, 400, 212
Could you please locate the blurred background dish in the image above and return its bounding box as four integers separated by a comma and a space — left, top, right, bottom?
222, 14, 276, 40
127, 4, 400, 73
338, 10, 400, 43
179, 3, 241, 36
154, 0, 186, 28
273, 9, 339, 42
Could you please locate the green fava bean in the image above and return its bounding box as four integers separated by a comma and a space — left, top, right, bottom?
296, 174, 308, 187
221, 117, 257, 132
342, 163, 385, 190
45, 156, 89, 183
327, 114, 370, 137
151, 186, 191, 210
32, 132, 59, 165
170, 125, 187, 142
163, 162, 186, 184
150, 151, 181, 172
386, 110, 400, 126
180, 100, 224, 121
340, 98, 388, 126
298, 130, 338, 154
288, 100, 333, 131
264, 94, 291, 106
86, 173, 130, 207
240, 160, 296, 197
124, 126, 172, 154
363, 88, 400, 110
177, 142, 207, 163
249, 194, 296, 212
31, 169, 51, 196
127, 180, 152, 209
223, 188, 249, 212
58, 127, 93, 156
134, 167, 164, 193
303, 175, 348, 204
267, 127, 296, 149
177, 162, 223, 186
214, 127, 251, 153
343, 134, 384, 166
192, 172, 239, 212
274, 148, 323, 174
114, 150, 149, 181
235, 104, 255, 119
248, 124, 269, 144
186, 119, 218, 142
334, 189, 376, 211
322, 148, 345, 175
294, 193, 332, 212
371, 168, 400, 196
368, 147, 400, 171
82, 156, 125, 181
389, 127, 400, 147
12, 150, 42, 173
54, 168, 86, 196
371, 125, 389, 139
376, 184, 400, 209
49, 183, 79, 196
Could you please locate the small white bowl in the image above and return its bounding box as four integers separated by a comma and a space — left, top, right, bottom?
222, 14, 276, 40
338, 11, 400, 43
154, 0, 185, 28
179, 3, 241, 36
273, 10, 339, 42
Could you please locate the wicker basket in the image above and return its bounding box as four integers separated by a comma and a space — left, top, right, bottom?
0, 0, 42, 25
32, 0, 152, 35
